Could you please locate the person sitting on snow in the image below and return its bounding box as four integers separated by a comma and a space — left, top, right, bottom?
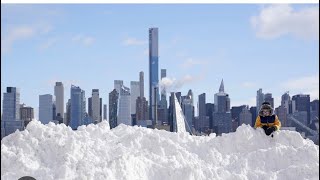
254, 102, 281, 136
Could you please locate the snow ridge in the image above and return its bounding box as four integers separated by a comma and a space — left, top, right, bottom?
1, 120, 319, 180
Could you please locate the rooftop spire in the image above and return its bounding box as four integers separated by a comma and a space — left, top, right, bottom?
219, 79, 224, 93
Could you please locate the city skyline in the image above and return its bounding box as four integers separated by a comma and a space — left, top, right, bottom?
1, 4, 319, 117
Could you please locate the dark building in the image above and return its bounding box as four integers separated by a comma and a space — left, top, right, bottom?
66, 99, 71, 126
205, 103, 214, 129
136, 96, 148, 121
264, 93, 274, 108
20, 105, 34, 127
231, 105, 246, 124
109, 89, 119, 129
88, 97, 92, 117
292, 94, 311, 125
250, 106, 257, 127
310, 99, 319, 117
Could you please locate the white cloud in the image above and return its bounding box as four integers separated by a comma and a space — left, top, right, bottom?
281, 74, 319, 100
72, 34, 95, 46
1, 26, 36, 53
181, 58, 208, 69
123, 37, 147, 46
159, 75, 204, 92
251, 4, 319, 40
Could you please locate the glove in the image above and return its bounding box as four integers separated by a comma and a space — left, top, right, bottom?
261, 125, 268, 131
265, 126, 276, 136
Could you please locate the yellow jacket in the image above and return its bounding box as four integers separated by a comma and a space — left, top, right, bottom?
254, 115, 281, 130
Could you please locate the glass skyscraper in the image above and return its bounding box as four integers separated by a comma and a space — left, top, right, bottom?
149, 27, 159, 123
70, 85, 86, 130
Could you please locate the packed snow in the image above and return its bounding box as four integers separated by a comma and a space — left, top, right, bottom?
1, 120, 319, 180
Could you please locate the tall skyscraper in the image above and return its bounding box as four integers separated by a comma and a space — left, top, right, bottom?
2, 87, 24, 138
139, 71, 144, 98
198, 93, 206, 117
149, 27, 159, 123
118, 85, 131, 126
159, 69, 168, 124
264, 93, 274, 108
88, 97, 92, 117
39, 94, 53, 124
109, 89, 119, 129
256, 88, 265, 115
239, 106, 252, 126
213, 79, 232, 135
206, 103, 214, 130
136, 96, 148, 120
130, 81, 140, 116
70, 85, 86, 130
281, 92, 291, 114
66, 99, 71, 126
91, 89, 100, 123
2, 87, 20, 121
114, 80, 123, 94
103, 104, 107, 120
54, 82, 64, 124
292, 94, 311, 125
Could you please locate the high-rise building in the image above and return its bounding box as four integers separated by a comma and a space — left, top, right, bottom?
54, 82, 64, 124
275, 106, 287, 127
206, 103, 214, 130
130, 81, 140, 116
264, 93, 274, 108
1, 87, 24, 138
231, 105, 246, 131
182, 98, 193, 133
100, 98, 102, 122
66, 99, 71, 126
20, 105, 34, 123
159, 69, 168, 124
136, 96, 148, 120
118, 85, 131, 126
103, 104, 107, 120
149, 27, 159, 123
281, 92, 291, 114
70, 85, 86, 130
2, 87, 20, 121
139, 71, 144, 98
39, 94, 53, 124
198, 93, 206, 117
88, 97, 92, 117
256, 88, 264, 115
213, 79, 232, 135
250, 106, 257, 127
114, 80, 123, 94
239, 106, 252, 126
92, 89, 100, 123
109, 89, 119, 129
292, 94, 311, 125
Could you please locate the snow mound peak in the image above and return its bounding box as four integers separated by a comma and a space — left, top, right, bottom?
1, 121, 319, 180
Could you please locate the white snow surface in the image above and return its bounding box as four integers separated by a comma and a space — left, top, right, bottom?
1, 120, 319, 180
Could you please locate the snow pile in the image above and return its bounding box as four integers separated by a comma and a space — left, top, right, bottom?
1, 121, 319, 180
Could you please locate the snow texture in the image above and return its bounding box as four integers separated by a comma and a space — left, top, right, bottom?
1, 120, 319, 180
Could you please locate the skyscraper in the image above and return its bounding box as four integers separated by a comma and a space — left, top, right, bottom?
292, 94, 311, 125
70, 85, 86, 130
182, 98, 193, 133
256, 88, 264, 115
198, 93, 206, 117
109, 89, 119, 129
136, 96, 148, 121
118, 85, 131, 126
281, 92, 291, 114
239, 106, 252, 126
213, 79, 232, 135
2, 87, 20, 121
103, 104, 107, 120
149, 27, 159, 123
249, 106, 257, 127
139, 71, 144, 98
54, 82, 64, 124
114, 80, 123, 94
275, 106, 287, 127
92, 89, 100, 123
130, 81, 140, 116
264, 93, 274, 108
20, 105, 34, 127
39, 94, 53, 124
159, 69, 168, 124
66, 99, 71, 126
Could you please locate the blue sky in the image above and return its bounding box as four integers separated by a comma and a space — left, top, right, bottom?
1, 4, 319, 117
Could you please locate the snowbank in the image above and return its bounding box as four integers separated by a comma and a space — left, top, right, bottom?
1, 120, 319, 180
